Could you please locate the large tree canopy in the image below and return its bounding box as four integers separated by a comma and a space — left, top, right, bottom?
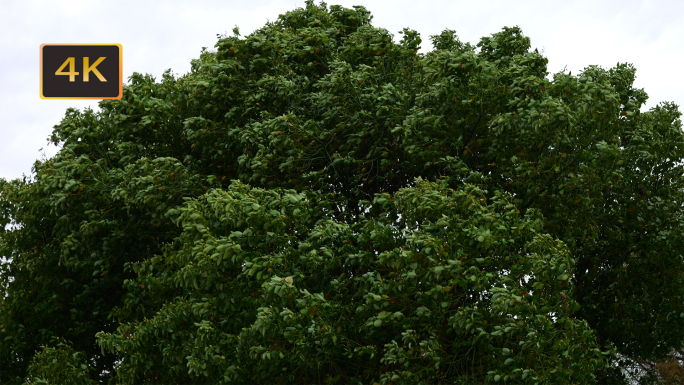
2, 1, 684, 384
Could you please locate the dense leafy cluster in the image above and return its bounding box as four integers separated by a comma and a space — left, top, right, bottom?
2, 1, 684, 384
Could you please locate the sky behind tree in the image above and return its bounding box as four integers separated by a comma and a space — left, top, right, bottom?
1, 0, 683, 181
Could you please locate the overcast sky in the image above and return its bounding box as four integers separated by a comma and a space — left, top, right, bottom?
1, 0, 683, 181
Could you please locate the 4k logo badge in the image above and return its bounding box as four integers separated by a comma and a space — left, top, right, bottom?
40, 44, 122, 99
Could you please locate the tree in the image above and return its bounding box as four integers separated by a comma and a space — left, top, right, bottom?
2, 1, 683, 383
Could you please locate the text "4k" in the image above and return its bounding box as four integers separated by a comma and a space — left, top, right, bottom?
56, 57, 107, 82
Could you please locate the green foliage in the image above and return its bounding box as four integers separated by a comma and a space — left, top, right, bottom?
26, 338, 95, 385
96, 180, 607, 384
2, 1, 683, 383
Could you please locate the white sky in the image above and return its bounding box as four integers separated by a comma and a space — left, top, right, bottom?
1, 0, 683, 181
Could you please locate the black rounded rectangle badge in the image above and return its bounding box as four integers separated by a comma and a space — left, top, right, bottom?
40, 44, 123, 100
